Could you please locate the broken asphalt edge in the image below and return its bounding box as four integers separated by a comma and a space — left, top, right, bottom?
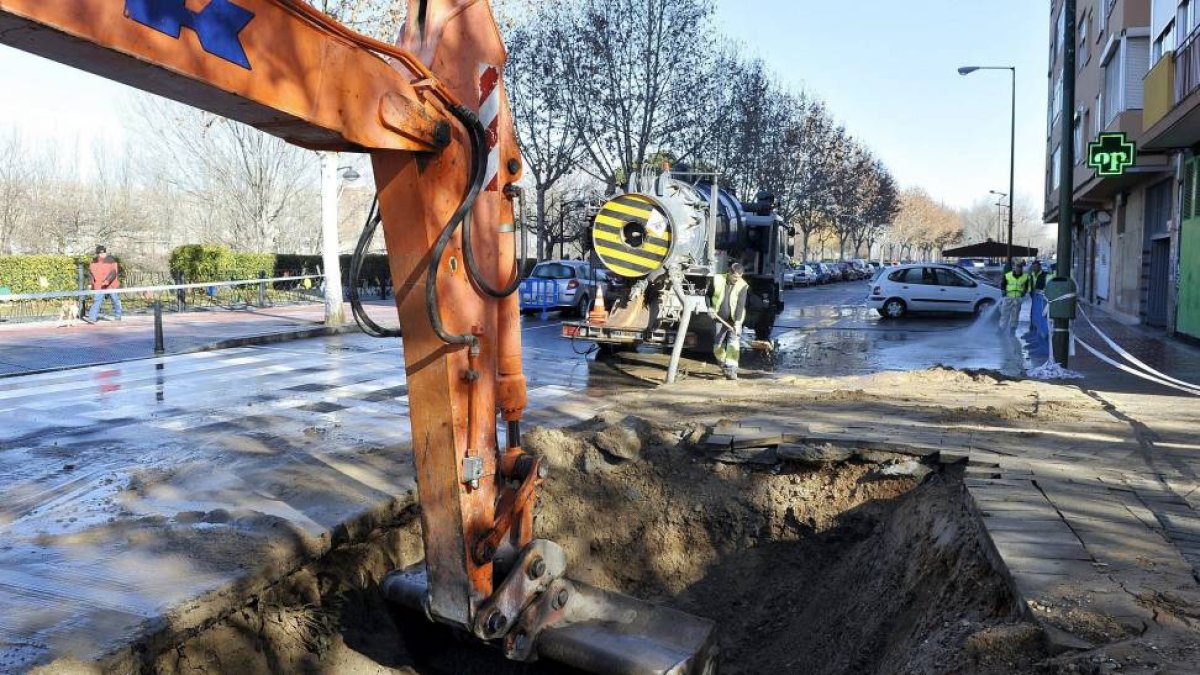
81, 492, 419, 673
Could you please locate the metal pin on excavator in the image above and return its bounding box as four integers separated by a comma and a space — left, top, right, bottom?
0, 0, 716, 671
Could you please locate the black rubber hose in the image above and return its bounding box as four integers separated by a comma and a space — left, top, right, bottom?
425, 105, 489, 351
349, 198, 401, 338
458, 113, 521, 299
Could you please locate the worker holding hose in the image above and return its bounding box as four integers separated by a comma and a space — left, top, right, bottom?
1000, 260, 1030, 334
710, 262, 749, 380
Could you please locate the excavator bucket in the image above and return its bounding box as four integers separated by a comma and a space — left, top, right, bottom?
536, 580, 718, 675
384, 562, 718, 675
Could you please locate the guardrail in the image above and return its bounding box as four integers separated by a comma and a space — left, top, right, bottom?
519, 278, 560, 320
0, 274, 326, 323
1177, 26, 1200, 105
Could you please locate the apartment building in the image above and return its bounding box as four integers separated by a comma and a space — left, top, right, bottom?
1046, 0, 1198, 341
1139, 0, 1200, 340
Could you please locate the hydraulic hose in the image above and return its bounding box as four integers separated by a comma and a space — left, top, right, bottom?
457, 115, 522, 299
272, 0, 476, 111
424, 104, 489, 351
350, 198, 402, 338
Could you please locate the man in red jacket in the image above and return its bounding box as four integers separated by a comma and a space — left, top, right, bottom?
85, 245, 122, 323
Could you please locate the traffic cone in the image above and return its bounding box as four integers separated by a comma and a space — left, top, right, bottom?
589, 284, 609, 323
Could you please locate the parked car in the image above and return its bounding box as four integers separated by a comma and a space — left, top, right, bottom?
783, 262, 817, 289
782, 263, 800, 289
867, 263, 1002, 319
812, 263, 832, 284
796, 264, 818, 287
848, 259, 871, 279
520, 260, 606, 317
833, 262, 853, 281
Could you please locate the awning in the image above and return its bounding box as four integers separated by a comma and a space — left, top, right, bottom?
941, 241, 1039, 258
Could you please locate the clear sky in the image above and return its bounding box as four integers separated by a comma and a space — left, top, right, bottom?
713, 0, 1049, 210
0, 0, 1048, 210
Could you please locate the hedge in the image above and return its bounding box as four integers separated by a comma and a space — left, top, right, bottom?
0, 254, 123, 294
168, 245, 275, 282
274, 254, 391, 285
168, 246, 392, 285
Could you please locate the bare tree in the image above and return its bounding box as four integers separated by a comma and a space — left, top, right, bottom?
559, 0, 723, 183
0, 130, 33, 254
128, 95, 318, 252
507, 6, 585, 260
889, 187, 963, 262
852, 161, 898, 258
784, 103, 849, 262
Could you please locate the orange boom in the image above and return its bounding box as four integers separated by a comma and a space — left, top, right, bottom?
0, 0, 714, 670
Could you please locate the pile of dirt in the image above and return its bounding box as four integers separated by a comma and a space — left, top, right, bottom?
138, 415, 1043, 675
525, 417, 1044, 675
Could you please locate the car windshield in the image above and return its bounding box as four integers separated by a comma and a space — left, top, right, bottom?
530, 263, 575, 280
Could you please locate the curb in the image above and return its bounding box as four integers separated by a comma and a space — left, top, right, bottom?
0, 324, 363, 379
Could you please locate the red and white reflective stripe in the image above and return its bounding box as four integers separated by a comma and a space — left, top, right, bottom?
478, 63, 501, 192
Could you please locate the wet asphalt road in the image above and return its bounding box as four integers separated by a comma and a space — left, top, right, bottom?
0, 278, 1023, 506
764, 280, 1026, 377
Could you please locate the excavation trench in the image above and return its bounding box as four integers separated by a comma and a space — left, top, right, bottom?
145, 417, 1044, 675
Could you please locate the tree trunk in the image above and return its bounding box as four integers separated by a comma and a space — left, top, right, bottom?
535, 185, 548, 261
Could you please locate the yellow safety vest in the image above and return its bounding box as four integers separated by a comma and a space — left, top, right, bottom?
1004, 271, 1029, 298
1030, 270, 1045, 292
710, 274, 749, 324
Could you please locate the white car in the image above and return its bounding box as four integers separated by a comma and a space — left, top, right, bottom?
783, 263, 814, 289
867, 263, 1001, 319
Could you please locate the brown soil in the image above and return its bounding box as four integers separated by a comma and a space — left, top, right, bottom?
131, 413, 1050, 675
525, 418, 1041, 675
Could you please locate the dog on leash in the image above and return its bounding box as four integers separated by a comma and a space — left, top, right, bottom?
57, 300, 80, 327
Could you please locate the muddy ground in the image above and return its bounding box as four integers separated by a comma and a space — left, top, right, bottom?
113, 412, 1046, 675
51, 369, 1200, 675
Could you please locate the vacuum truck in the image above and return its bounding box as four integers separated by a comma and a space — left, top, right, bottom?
562, 167, 792, 355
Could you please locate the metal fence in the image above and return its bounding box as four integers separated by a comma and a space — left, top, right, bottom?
519, 278, 561, 320
0, 272, 326, 324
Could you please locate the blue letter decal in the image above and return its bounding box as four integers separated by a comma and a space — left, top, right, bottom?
125, 0, 254, 70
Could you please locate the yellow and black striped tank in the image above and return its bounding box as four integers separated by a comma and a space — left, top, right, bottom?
591, 194, 673, 278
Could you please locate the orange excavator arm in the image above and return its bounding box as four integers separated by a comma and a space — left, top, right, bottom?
0, 1, 714, 670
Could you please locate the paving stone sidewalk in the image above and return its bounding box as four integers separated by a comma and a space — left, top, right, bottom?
801, 369, 1200, 655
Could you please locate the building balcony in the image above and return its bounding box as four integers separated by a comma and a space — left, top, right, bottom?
1143, 51, 1174, 131
1144, 27, 1200, 149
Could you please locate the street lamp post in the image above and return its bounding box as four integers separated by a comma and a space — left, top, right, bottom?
319, 152, 361, 327
989, 190, 1009, 245
960, 65, 1017, 265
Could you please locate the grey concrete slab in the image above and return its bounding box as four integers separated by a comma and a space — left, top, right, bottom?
0, 327, 612, 670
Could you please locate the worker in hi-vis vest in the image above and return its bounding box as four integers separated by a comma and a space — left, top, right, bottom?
1000, 260, 1030, 333
1025, 260, 1049, 345
709, 262, 749, 380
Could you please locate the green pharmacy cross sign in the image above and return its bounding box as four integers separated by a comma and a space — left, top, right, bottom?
1087, 132, 1137, 177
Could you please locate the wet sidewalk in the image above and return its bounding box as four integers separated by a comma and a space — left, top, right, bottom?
0, 331, 605, 672
0, 301, 401, 377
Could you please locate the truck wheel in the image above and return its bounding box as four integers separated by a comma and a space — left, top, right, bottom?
754, 314, 775, 341
596, 342, 624, 357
